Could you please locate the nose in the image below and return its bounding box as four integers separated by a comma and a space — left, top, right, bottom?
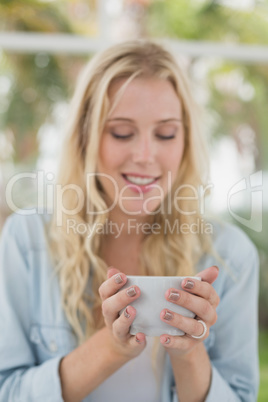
132, 134, 155, 165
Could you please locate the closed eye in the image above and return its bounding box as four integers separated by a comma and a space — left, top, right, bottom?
111, 132, 133, 140
156, 134, 176, 140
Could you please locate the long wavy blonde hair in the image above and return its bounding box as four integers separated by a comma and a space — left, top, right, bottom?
49, 40, 212, 344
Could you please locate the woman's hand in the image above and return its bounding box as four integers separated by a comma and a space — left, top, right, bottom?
159, 265, 220, 358
98, 267, 146, 360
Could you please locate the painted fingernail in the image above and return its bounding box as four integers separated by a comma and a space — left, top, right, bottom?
184, 280, 194, 289
124, 307, 130, 318
126, 287, 137, 297
114, 274, 123, 284
168, 291, 180, 301
163, 311, 173, 321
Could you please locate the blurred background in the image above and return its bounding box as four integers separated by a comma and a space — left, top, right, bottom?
0, 0, 267, 399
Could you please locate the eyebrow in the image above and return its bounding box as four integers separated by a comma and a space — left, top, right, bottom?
106, 117, 182, 123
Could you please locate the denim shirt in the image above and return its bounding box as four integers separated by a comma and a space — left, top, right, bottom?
0, 212, 259, 401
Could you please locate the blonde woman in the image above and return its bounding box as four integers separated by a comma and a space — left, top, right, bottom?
0, 40, 259, 402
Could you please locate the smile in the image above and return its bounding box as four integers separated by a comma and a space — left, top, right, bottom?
122, 174, 159, 186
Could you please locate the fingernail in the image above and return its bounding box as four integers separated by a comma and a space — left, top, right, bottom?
163, 311, 173, 321
168, 291, 180, 301
214, 265, 219, 271
184, 280, 194, 289
114, 274, 123, 284
136, 336, 141, 343
165, 337, 170, 344
124, 307, 130, 318
126, 287, 136, 297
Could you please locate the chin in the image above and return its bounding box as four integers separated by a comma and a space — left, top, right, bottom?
120, 201, 163, 218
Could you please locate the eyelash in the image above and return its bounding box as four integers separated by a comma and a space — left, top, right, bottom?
156, 134, 176, 140
111, 132, 176, 140
111, 132, 133, 140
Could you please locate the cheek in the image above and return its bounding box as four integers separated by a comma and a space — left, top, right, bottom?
98, 143, 117, 172
163, 144, 184, 174
98, 138, 128, 173
169, 153, 183, 171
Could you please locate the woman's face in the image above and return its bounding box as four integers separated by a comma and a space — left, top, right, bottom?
97, 77, 185, 217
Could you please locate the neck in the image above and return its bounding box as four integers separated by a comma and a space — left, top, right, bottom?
100, 207, 152, 276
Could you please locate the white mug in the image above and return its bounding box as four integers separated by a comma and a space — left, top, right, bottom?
120, 275, 201, 337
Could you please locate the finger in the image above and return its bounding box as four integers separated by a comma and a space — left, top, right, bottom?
107, 267, 120, 279
127, 332, 147, 353
112, 306, 147, 352
112, 306, 146, 345
164, 289, 215, 323
99, 271, 127, 301
134, 332, 146, 344
112, 305, 137, 340
160, 310, 210, 339
195, 265, 219, 284
179, 278, 220, 307
159, 333, 193, 350
102, 285, 141, 327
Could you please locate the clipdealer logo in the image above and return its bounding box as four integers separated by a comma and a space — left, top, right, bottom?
4, 169, 264, 233
227, 171, 263, 232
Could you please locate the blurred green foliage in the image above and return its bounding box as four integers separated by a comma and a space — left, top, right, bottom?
258, 330, 268, 401
147, 0, 268, 170
0, 0, 87, 163
0, 0, 73, 32
147, 0, 268, 44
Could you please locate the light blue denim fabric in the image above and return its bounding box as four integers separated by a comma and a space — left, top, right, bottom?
0, 212, 259, 401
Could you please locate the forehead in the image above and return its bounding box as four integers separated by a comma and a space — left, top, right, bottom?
107, 77, 182, 120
